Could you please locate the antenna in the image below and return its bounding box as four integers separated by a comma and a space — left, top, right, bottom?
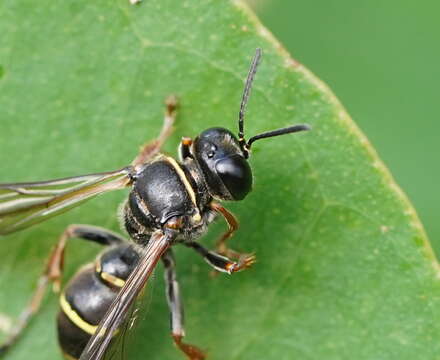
238, 48, 262, 146
247, 124, 311, 148
237, 49, 311, 157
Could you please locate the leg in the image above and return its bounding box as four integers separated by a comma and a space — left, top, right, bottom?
210, 202, 254, 262
162, 249, 206, 360
132, 95, 178, 169
0, 275, 49, 355
0, 225, 125, 354
45, 224, 126, 291
186, 242, 255, 274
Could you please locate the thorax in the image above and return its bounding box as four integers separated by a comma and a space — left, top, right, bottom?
123, 155, 215, 243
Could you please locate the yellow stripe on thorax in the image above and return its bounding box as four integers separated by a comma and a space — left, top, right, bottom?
165, 156, 201, 223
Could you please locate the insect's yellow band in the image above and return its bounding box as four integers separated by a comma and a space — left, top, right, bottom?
165, 156, 201, 223
59, 293, 98, 336
165, 157, 196, 205
95, 261, 126, 288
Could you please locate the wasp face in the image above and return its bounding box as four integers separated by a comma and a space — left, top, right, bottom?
193, 127, 252, 201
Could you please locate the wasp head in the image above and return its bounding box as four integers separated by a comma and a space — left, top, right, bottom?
192, 49, 310, 202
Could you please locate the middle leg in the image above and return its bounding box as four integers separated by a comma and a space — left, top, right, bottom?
162, 249, 206, 360
186, 242, 255, 274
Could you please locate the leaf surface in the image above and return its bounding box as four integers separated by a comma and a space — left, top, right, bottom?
0, 1, 439, 359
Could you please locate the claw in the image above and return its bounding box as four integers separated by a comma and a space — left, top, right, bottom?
173, 334, 206, 360
227, 253, 256, 273
238, 253, 257, 269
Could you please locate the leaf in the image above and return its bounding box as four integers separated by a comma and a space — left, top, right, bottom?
1, 1, 439, 359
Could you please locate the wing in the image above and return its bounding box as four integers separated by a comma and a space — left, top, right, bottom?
100, 275, 157, 360
79, 231, 173, 360
0, 167, 133, 235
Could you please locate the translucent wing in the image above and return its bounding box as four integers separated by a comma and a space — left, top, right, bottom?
101, 274, 157, 360
79, 231, 173, 360
0, 167, 133, 235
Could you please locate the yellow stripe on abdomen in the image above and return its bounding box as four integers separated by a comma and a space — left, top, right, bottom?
95, 260, 126, 288
59, 293, 97, 336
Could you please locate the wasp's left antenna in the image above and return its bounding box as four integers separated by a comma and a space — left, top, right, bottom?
238, 48, 262, 148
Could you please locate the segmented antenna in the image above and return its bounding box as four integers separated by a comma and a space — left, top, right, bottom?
237, 49, 311, 157
238, 48, 262, 143
247, 124, 311, 148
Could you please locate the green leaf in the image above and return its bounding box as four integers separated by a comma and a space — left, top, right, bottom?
1, 1, 439, 359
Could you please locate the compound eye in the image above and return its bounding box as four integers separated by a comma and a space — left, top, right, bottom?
215, 155, 252, 200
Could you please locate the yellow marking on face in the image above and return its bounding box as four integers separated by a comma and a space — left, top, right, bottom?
59, 293, 97, 336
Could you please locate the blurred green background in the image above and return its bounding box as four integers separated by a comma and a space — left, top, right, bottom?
249, 0, 440, 256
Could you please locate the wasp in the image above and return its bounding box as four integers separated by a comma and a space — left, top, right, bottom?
0, 49, 310, 360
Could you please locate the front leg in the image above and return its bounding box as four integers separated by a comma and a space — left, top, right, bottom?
210, 202, 256, 264
131, 95, 178, 169
186, 242, 255, 274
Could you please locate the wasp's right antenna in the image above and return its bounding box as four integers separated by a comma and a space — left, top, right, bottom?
238, 48, 262, 150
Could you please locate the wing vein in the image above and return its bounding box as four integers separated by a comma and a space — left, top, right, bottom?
79, 231, 173, 360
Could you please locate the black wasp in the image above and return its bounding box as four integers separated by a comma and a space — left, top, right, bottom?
0, 49, 310, 360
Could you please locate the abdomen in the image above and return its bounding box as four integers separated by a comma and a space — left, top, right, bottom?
57, 244, 139, 359
57, 266, 118, 359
